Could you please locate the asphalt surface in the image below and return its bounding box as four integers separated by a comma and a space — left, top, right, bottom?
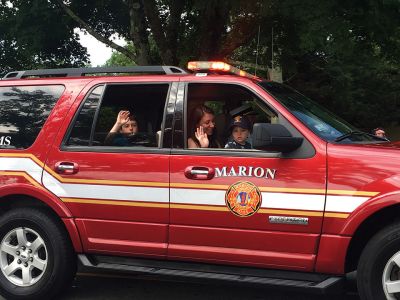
55, 272, 361, 300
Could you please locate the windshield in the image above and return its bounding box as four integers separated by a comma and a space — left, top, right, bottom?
258, 81, 384, 143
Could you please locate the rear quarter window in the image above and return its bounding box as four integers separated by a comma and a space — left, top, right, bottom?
0, 85, 65, 149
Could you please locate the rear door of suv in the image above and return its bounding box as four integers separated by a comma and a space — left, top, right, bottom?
44, 77, 178, 259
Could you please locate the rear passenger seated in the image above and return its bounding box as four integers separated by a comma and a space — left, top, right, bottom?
104, 110, 138, 146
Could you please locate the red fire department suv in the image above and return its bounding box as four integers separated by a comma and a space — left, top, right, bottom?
0, 62, 399, 300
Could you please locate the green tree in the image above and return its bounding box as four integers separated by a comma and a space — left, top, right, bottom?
54, 0, 263, 66
103, 41, 162, 67
231, 0, 400, 129
0, 0, 89, 76
1, 0, 399, 130
104, 45, 136, 67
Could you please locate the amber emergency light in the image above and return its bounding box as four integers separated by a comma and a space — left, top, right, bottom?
187, 61, 259, 80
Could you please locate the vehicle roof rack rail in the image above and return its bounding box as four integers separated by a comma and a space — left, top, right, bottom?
1, 66, 187, 80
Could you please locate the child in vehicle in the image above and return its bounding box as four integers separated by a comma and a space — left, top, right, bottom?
104, 110, 138, 146
224, 115, 252, 149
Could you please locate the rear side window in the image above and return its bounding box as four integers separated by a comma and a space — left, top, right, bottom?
66, 85, 104, 146
0, 85, 65, 149
65, 83, 169, 148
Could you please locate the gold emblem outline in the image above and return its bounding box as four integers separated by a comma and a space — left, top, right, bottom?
225, 181, 262, 217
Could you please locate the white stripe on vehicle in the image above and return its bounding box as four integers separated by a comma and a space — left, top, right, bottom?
0, 156, 374, 214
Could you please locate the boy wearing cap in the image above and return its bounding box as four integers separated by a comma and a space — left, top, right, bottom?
224, 115, 252, 149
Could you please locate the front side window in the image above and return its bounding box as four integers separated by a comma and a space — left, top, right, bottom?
0, 85, 64, 149
185, 83, 279, 150
258, 81, 384, 143
66, 83, 169, 148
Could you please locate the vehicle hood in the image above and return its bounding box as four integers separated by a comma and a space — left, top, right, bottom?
327, 141, 400, 196
355, 140, 400, 151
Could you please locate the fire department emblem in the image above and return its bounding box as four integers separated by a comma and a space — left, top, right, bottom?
225, 181, 262, 217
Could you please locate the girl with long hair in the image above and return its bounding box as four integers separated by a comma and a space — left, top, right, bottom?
188, 105, 220, 148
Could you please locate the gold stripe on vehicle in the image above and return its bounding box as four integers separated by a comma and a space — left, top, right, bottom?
0, 171, 43, 189
326, 190, 378, 196
0, 153, 379, 197
43, 164, 169, 187
61, 198, 349, 218
61, 198, 169, 208
170, 204, 229, 212
170, 182, 230, 190
324, 212, 350, 219
258, 208, 324, 217
170, 204, 324, 217
0, 153, 44, 167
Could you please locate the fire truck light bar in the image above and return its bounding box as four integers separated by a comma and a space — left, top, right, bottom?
187, 61, 259, 80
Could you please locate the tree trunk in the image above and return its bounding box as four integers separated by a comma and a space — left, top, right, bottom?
165, 0, 184, 65
127, 0, 150, 65
142, 0, 175, 64
196, 1, 231, 60
55, 0, 137, 62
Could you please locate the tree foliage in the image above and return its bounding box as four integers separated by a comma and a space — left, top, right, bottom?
0, 0, 399, 130
275, 0, 400, 129
232, 0, 400, 129
55, 0, 263, 65
0, 0, 89, 76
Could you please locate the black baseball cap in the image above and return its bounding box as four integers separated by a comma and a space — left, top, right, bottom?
229, 115, 251, 131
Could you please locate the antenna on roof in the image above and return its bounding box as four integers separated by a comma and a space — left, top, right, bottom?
255, 25, 261, 76
271, 25, 274, 70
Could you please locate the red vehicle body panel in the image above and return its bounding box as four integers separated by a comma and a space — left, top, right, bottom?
43, 77, 177, 258
324, 143, 400, 235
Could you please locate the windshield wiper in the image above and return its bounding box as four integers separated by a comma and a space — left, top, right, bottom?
334, 131, 372, 142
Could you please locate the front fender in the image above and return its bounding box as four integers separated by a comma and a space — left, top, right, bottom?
341, 191, 400, 236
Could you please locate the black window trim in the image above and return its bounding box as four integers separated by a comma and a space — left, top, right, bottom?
61, 83, 105, 149
162, 82, 179, 148
61, 81, 173, 153
63, 146, 171, 155
171, 148, 281, 158
89, 84, 106, 146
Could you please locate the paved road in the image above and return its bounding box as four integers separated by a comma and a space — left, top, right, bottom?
57, 272, 361, 300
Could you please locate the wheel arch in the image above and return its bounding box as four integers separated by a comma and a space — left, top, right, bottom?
345, 203, 400, 272
0, 184, 82, 252
0, 184, 72, 217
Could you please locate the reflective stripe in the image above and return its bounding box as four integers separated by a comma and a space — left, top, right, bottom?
325, 195, 370, 213
0, 157, 42, 183
170, 188, 326, 211
42, 171, 169, 203
261, 192, 325, 211
0, 155, 378, 217
62, 198, 169, 208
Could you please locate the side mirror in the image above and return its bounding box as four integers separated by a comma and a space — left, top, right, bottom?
252, 123, 303, 153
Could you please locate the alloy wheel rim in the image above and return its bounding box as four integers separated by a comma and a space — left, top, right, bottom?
383, 251, 400, 300
0, 227, 47, 287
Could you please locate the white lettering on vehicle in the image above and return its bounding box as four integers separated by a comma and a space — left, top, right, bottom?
0, 136, 11, 146
214, 166, 276, 180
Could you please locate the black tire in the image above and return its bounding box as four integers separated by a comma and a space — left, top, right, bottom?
357, 222, 400, 300
0, 208, 76, 300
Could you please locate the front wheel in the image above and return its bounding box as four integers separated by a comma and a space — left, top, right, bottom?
0, 208, 76, 299
358, 222, 400, 300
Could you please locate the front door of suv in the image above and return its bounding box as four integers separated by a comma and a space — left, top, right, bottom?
168, 80, 327, 271
44, 79, 176, 259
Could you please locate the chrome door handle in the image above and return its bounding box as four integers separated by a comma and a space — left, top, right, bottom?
190, 169, 209, 176
185, 166, 215, 180
55, 162, 79, 175
57, 165, 75, 171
